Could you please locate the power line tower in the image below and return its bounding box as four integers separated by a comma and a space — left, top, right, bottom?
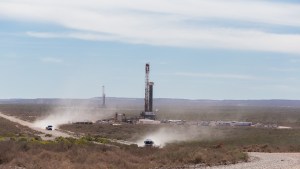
102, 85, 106, 107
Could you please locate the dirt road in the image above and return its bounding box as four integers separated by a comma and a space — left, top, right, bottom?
204, 152, 300, 169
0, 112, 136, 145
0, 112, 73, 140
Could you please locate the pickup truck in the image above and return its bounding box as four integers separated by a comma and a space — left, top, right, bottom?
45, 125, 53, 130
144, 139, 154, 147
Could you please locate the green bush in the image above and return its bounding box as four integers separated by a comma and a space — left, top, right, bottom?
45, 134, 52, 137
17, 137, 28, 142
75, 137, 89, 145
0, 137, 6, 142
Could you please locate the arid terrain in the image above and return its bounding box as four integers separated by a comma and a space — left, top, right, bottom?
209, 152, 300, 169
0, 102, 300, 168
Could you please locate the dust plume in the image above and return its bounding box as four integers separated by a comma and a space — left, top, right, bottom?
136, 126, 221, 148
33, 105, 113, 130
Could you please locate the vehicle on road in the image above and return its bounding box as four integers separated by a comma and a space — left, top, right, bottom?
144, 139, 154, 147
46, 125, 53, 130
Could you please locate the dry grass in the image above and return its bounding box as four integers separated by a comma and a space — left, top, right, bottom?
62, 123, 300, 153
2, 103, 300, 168
0, 104, 53, 122
0, 117, 39, 137
2, 104, 300, 126
219, 127, 300, 152
0, 116, 248, 168
156, 106, 300, 127
58, 124, 300, 168
61, 123, 161, 140
0, 138, 247, 169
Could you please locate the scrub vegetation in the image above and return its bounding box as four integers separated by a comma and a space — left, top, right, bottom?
1, 103, 300, 168
0, 116, 247, 169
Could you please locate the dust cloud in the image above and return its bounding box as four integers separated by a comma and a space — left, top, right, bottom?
136, 126, 220, 148
33, 106, 113, 130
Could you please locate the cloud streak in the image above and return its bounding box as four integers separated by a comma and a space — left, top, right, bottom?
1, 0, 300, 54
174, 72, 256, 80
269, 67, 300, 72
41, 57, 63, 64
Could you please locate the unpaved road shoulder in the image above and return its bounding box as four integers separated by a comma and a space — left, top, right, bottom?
205, 152, 300, 169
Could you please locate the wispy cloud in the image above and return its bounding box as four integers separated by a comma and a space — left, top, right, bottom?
26, 32, 64, 38
289, 59, 300, 63
40, 57, 63, 64
26, 31, 120, 42
253, 84, 300, 93
1, 0, 300, 54
269, 67, 299, 72
174, 72, 256, 80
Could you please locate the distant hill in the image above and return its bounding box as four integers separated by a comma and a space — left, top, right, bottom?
1, 98, 300, 108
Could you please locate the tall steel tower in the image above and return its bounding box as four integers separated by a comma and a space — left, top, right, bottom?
144, 63, 150, 112
149, 82, 154, 112
144, 63, 155, 120
102, 85, 106, 107
143, 63, 156, 119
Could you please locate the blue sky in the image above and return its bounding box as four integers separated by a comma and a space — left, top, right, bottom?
1, 0, 300, 99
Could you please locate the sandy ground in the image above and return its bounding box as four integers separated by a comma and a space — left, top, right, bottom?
196, 152, 300, 169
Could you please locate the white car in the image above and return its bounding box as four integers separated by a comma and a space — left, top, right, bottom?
144, 139, 154, 147
45, 125, 53, 130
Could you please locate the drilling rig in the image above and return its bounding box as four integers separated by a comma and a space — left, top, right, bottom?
141, 63, 156, 120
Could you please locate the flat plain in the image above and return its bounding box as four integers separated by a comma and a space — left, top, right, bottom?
0, 102, 300, 168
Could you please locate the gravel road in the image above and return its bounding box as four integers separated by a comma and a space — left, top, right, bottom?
203, 152, 300, 169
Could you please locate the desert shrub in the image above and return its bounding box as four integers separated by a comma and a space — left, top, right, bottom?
55, 137, 75, 144
45, 134, 52, 137
0, 141, 15, 164
17, 137, 28, 142
74, 137, 89, 145
0, 137, 5, 142
0, 138, 250, 169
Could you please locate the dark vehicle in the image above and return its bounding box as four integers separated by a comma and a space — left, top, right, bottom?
144, 139, 154, 147
46, 125, 53, 130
